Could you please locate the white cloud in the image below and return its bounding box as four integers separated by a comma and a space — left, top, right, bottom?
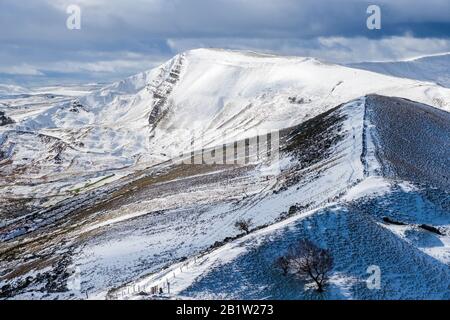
167, 36, 450, 63
316, 36, 450, 62
46, 58, 165, 74
0, 64, 44, 76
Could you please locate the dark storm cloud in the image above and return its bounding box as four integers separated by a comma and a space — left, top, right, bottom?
0, 0, 449, 85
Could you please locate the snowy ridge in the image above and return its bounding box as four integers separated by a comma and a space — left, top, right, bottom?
105, 98, 374, 299
1, 49, 450, 300
2, 48, 450, 208
1, 94, 449, 300
349, 53, 450, 88
105, 96, 449, 300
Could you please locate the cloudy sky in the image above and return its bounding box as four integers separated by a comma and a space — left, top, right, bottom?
1, 0, 449, 86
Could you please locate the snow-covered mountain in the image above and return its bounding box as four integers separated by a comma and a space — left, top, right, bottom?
0, 49, 449, 300
349, 52, 450, 88
1, 49, 449, 209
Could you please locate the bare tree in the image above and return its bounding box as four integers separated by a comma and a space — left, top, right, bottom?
281, 239, 333, 293
234, 219, 253, 235
275, 256, 290, 276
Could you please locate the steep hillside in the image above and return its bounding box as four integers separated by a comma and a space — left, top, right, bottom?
1, 49, 450, 219
1, 50, 450, 300
1, 94, 448, 300
365, 95, 450, 189
104, 95, 450, 301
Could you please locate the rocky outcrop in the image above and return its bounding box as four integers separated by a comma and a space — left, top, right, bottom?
147, 54, 185, 133
0, 111, 14, 126
68, 101, 88, 113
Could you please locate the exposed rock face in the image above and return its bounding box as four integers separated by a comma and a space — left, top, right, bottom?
147, 54, 185, 132
68, 101, 88, 113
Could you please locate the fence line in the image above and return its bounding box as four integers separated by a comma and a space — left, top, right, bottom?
110, 254, 209, 300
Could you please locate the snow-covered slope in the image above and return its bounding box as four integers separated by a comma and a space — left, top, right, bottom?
1, 49, 450, 214
1, 49, 450, 300
70, 49, 450, 151
1, 94, 449, 300
349, 52, 450, 88
105, 95, 450, 300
